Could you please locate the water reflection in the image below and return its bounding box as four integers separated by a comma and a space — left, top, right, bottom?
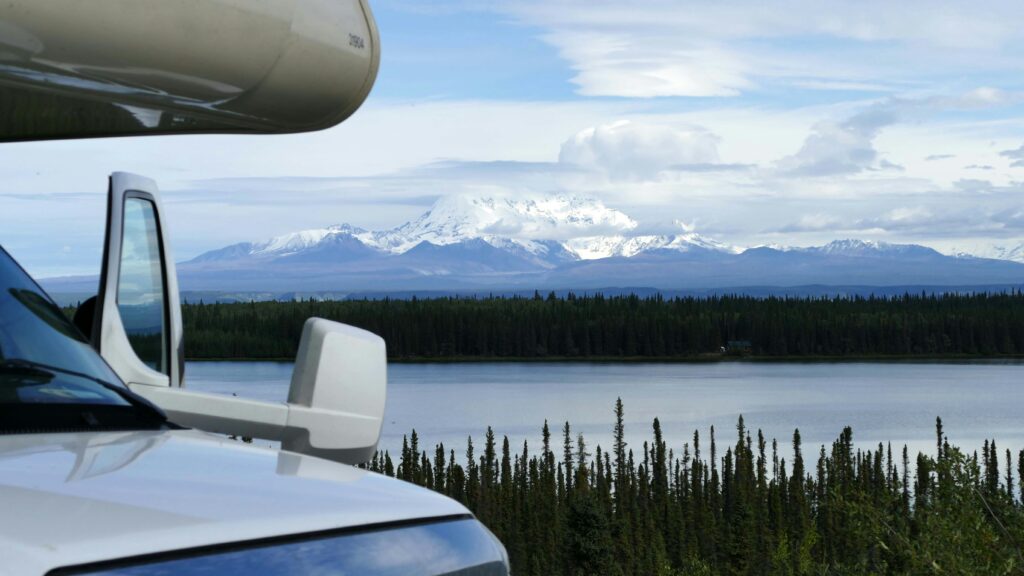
118, 198, 167, 373
74, 519, 506, 576
0, 431, 165, 481
187, 360, 1024, 463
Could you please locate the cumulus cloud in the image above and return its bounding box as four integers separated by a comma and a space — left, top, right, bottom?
877, 159, 905, 172
954, 179, 996, 193
776, 107, 899, 177
859, 206, 935, 230
559, 120, 720, 180
770, 88, 1022, 179
999, 143, 1024, 167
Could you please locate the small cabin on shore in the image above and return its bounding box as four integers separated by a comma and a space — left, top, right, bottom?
722, 340, 753, 355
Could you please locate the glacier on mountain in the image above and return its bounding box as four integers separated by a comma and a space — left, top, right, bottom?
951, 242, 1024, 263
211, 194, 730, 262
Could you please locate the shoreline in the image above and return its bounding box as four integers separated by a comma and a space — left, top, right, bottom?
184, 353, 1024, 364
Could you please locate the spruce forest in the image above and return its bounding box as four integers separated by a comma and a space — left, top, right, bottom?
364, 400, 1024, 575
180, 292, 1024, 360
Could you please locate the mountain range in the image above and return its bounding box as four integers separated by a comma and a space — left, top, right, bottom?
166, 194, 1024, 295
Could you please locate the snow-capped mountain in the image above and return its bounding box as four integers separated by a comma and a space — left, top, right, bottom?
753, 239, 943, 258
802, 239, 943, 258
991, 244, 1024, 263
191, 194, 730, 265
371, 195, 638, 255
169, 194, 1024, 293
953, 242, 1024, 263
566, 232, 737, 260
252, 224, 369, 256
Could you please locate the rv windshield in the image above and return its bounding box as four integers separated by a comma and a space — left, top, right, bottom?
0, 246, 151, 416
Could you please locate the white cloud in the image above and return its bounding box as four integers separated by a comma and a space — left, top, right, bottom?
499, 1, 1024, 98
947, 87, 1017, 108
559, 120, 720, 179
544, 31, 752, 97
868, 206, 935, 228
775, 107, 898, 176
953, 179, 996, 193
780, 213, 846, 233
999, 143, 1024, 167
771, 90, 1020, 180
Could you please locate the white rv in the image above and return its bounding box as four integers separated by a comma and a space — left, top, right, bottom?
0, 1, 509, 574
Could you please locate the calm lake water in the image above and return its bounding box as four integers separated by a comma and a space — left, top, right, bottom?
186, 361, 1024, 463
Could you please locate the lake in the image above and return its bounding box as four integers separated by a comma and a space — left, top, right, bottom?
186, 360, 1024, 464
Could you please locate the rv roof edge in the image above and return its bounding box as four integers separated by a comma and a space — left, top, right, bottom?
0, 0, 380, 141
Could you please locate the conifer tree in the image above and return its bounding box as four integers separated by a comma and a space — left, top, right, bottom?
311, 400, 1024, 574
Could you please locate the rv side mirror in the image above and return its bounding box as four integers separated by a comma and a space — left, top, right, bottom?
282, 318, 387, 464
92, 173, 386, 465
133, 316, 387, 464
93, 172, 184, 389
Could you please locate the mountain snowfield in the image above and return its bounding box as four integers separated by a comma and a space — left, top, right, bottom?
991, 245, 1024, 263
173, 194, 1024, 293
952, 243, 1024, 264
201, 194, 731, 262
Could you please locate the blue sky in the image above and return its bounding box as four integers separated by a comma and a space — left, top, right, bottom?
371, 5, 577, 101
6, 0, 1024, 276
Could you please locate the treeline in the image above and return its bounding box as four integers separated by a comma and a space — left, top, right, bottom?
179, 292, 1024, 360
364, 401, 1024, 575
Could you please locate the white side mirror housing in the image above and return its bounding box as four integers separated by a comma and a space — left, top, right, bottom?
282, 318, 387, 464
131, 318, 387, 465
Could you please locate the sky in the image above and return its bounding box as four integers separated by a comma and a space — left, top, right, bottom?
6, 0, 1024, 277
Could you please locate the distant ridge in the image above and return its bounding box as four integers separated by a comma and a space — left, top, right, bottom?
45, 283, 1024, 307
223, 283, 1024, 303
42, 193, 1024, 295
